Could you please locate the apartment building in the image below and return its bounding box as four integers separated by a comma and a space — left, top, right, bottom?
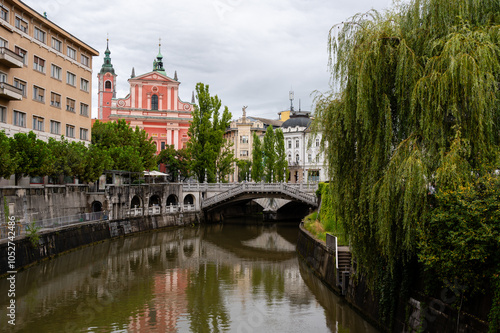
0, 0, 98, 143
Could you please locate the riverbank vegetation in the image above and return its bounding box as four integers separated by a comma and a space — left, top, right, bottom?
303, 183, 348, 246
312, 0, 500, 330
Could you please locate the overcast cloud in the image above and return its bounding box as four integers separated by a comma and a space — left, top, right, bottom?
23, 0, 393, 120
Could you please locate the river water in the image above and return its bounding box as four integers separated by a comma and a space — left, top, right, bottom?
0, 224, 378, 333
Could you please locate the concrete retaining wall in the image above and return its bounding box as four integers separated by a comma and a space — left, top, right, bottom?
0, 212, 200, 276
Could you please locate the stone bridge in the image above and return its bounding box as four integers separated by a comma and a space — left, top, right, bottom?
199, 183, 318, 211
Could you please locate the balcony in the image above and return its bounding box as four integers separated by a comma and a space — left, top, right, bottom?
0, 47, 24, 68
0, 82, 23, 100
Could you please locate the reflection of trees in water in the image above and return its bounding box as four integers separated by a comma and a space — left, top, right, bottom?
251, 266, 285, 303
186, 263, 232, 332
298, 260, 379, 333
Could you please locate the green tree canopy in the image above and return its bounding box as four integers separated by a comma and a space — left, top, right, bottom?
92, 119, 157, 172
274, 129, 288, 182
262, 126, 276, 182
0, 131, 15, 179
157, 145, 190, 181
251, 132, 264, 181
187, 83, 235, 182
9, 132, 53, 184
313, 1, 500, 325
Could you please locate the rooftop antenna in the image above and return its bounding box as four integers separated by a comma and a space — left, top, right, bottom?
289, 90, 294, 113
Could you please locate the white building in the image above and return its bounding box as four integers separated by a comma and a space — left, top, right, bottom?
281, 110, 328, 183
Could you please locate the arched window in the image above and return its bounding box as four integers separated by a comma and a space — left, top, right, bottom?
295, 154, 300, 163
151, 94, 158, 110
105, 80, 111, 90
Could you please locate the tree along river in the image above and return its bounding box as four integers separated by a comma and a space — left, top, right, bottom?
0, 224, 379, 333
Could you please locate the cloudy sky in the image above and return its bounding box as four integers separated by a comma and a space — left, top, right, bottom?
23, 0, 393, 120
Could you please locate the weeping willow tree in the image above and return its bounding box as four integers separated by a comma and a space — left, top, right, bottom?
313, 0, 500, 327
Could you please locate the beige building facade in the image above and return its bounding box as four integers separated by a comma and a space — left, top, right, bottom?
225, 108, 283, 182
0, 0, 98, 143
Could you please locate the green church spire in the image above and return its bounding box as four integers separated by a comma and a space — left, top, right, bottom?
100, 38, 115, 75
153, 38, 166, 75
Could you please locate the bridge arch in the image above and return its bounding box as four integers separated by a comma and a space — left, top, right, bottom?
183, 194, 195, 205
149, 194, 161, 207
131, 195, 142, 208
167, 194, 178, 206
91, 200, 102, 212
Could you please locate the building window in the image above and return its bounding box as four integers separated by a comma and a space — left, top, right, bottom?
81, 54, 89, 67
316, 154, 320, 163
0, 37, 7, 48
0, 6, 8, 22
34, 27, 46, 43
50, 92, 61, 108
295, 154, 300, 163
15, 16, 28, 33
80, 128, 88, 141
51, 64, 62, 80
161, 141, 166, 150
315, 138, 320, 147
66, 72, 76, 86
50, 120, 60, 135
151, 94, 158, 110
66, 98, 75, 112
13, 78, 26, 97
240, 135, 249, 144
33, 55, 45, 72
105, 80, 112, 90
0, 72, 6, 83
66, 124, 75, 138
307, 153, 312, 163
67, 46, 76, 60
33, 86, 45, 103
33, 116, 44, 131
288, 153, 291, 163
14, 46, 27, 65
295, 139, 299, 148
13, 110, 26, 127
288, 140, 292, 149
80, 103, 89, 117
0, 106, 6, 123
80, 78, 89, 92
51, 37, 62, 52
240, 150, 249, 157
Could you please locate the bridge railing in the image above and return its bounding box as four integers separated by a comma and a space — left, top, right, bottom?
201, 182, 318, 209
183, 181, 318, 193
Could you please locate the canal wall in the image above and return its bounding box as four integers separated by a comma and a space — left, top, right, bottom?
296, 224, 491, 333
0, 212, 200, 276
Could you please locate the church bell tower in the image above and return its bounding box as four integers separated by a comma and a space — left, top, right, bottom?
97, 39, 117, 121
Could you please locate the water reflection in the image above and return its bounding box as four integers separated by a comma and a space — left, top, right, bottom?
0, 225, 378, 333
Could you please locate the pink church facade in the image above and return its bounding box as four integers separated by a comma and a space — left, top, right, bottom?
97, 42, 194, 153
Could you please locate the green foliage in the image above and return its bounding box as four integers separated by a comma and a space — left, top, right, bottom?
9, 132, 53, 184
274, 129, 288, 182
315, 0, 500, 326
251, 133, 264, 181
26, 222, 40, 248
315, 0, 500, 278
0, 131, 15, 179
418, 173, 500, 330
157, 145, 190, 181
92, 119, 157, 173
187, 83, 235, 182
236, 159, 251, 182
263, 126, 276, 182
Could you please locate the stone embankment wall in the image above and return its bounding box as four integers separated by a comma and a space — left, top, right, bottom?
0, 212, 200, 276
296, 224, 491, 333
